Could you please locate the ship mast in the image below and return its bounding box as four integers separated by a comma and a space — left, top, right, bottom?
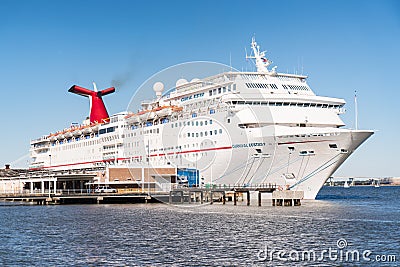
246, 37, 277, 74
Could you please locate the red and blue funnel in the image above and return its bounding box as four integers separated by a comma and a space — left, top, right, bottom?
69, 84, 115, 124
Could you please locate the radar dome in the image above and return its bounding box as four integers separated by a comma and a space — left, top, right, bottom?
176, 78, 188, 87
153, 82, 164, 98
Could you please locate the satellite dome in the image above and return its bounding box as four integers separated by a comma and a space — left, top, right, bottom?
176, 78, 188, 87
153, 82, 164, 98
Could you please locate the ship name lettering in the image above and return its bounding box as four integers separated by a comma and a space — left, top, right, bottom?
232, 142, 265, 148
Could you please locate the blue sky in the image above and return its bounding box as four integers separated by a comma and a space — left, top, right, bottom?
0, 0, 399, 177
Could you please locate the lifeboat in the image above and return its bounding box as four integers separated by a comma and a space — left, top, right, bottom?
126, 114, 141, 124
73, 129, 82, 137
91, 124, 100, 132
138, 110, 156, 121
83, 126, 93, 134
65, 131, 73, 138
155, 106, 173, 117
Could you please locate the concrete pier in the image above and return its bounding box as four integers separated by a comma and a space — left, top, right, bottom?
272, 190, 304, 206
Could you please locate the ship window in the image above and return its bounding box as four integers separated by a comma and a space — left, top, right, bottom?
233, 84, 236, 91
196, 121, 199, 126
299, 123, 306, 127
228, 85, 231, 91
218, 88, 221, 94
329, 144, 337, 148
205, 131, 208, 136
209, 120, 213, 124
192, 133, 194, 137
209, 90, 212, 96
219, 129, 222, 134
210, 131, 213, 135
205, 121, 208, 125
99, 129, 106, 135
223, 87, 226, 93
227, 118, 230, 123
213, 89, 217, 95
288, 147, 295, 151
200, 132, 203, 137
200, 121, 203, 126
214, 130, 217, 135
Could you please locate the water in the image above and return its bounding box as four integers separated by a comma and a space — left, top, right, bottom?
0, 186, 399, 266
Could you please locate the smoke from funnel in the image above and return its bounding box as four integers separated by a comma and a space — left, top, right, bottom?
111, 71, 134, 90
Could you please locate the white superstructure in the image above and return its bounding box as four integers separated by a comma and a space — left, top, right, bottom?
29, 38, 373, 199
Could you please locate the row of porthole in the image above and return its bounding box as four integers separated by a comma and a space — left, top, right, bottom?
186, 129, 223, 138
172, 119, 213, 128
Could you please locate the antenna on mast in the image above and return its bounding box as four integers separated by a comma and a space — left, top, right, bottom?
229, 52, 232, 72
355, 90, 358, 130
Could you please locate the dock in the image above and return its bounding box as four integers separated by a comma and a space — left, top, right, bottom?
0, 166, 303, 206
0, 184, 303, 206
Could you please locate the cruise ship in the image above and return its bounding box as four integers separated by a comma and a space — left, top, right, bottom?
29, 38, 373, 199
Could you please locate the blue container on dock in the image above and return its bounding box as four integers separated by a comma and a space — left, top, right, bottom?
177, 168, 199, 187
